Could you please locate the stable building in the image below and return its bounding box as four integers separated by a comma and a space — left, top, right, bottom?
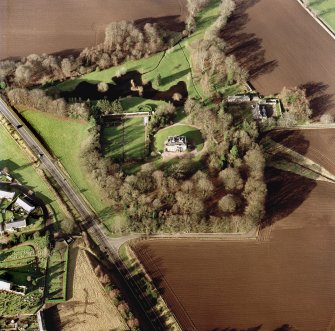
164, 136, 187, 153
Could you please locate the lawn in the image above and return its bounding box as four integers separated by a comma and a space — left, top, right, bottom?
0, 123, 64, 223
155, 124, 204, 152
120, 97, 168, 113
17, 107, 113, 222
103, 117, 146, 160
310, 0, 335, 32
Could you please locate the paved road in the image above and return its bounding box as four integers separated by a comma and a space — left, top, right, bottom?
0, 98, 170, 330
0, 98, 117, 255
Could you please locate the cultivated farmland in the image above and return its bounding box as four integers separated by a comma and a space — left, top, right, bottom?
223, 0, 335, 117
133, 129, 335, 331
0, 0, 187, 59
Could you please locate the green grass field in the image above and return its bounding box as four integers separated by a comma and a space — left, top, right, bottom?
0, 123, 64, 223
155, 124, 204, 152
103, 117, 146, 160
310, 0, 335, 31
17, 107, 114, 222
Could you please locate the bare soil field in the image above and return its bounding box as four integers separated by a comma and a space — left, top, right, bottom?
133, 129, 335, 330
223, 0, 335, 117
268, 129, 335, 176
44, 244, 128, 331
0, 0, 186, 59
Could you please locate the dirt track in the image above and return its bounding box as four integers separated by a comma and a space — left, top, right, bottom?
134, 129, 335, 331
223, 0, 335, 117
0, 0, 186, 59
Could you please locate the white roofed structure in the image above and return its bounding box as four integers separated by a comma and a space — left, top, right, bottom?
0, 190, 15, 200
5, 219, 27, 231
15, 197, 35, 213
0, 280, 12, 291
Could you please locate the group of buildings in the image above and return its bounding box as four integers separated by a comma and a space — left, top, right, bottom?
227, 94, 280, 120
0, 189, 35, 234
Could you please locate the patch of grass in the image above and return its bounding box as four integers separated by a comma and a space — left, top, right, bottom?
120, 97, 168, 113
0, 123, 64, 223
154, 124, 204, 152
310, 0, 335, 32
17, 107, 113, 222
103, 117, 146, 160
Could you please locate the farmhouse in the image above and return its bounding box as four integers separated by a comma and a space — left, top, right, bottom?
0, 190, 15, 200
164, 136, 187, 152
4, 219, 27, 232
15, 197, 35, 213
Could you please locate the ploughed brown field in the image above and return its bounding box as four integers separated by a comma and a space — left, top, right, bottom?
268, 129, 335, 175
0, 0, 186, 59
223, 0, 335, 117
134, 129, 335, 331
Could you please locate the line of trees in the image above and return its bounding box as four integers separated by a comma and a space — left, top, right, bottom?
7, 88, 90, 119
0, 21, 177, 88
188, 0, 248, 95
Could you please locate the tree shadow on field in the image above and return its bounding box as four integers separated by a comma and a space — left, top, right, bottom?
299, 81, 335, 118
220, 0, 278, 81
262, 130, 317, 228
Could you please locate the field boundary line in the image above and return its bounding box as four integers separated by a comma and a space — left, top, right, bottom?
296, 0, 335, 42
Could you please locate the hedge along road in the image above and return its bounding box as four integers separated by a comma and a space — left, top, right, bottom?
0, 0, 187, 59
223, 0, 335, 118
0, 98, 164, 330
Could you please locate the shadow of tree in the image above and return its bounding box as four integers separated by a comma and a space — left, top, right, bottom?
221, 0, 278, 81
300, 81, 335, 118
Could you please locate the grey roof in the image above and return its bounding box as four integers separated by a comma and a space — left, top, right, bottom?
15, 197, 35, 213
5, 219, 27, 230
0, 190, 15, 200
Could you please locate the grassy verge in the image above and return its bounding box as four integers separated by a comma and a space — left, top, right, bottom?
17, 106, 113, 223
119, 243, 182, 331
310, 0, 335, 32
155, 124, 204, 152
0, 121, 64, 224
